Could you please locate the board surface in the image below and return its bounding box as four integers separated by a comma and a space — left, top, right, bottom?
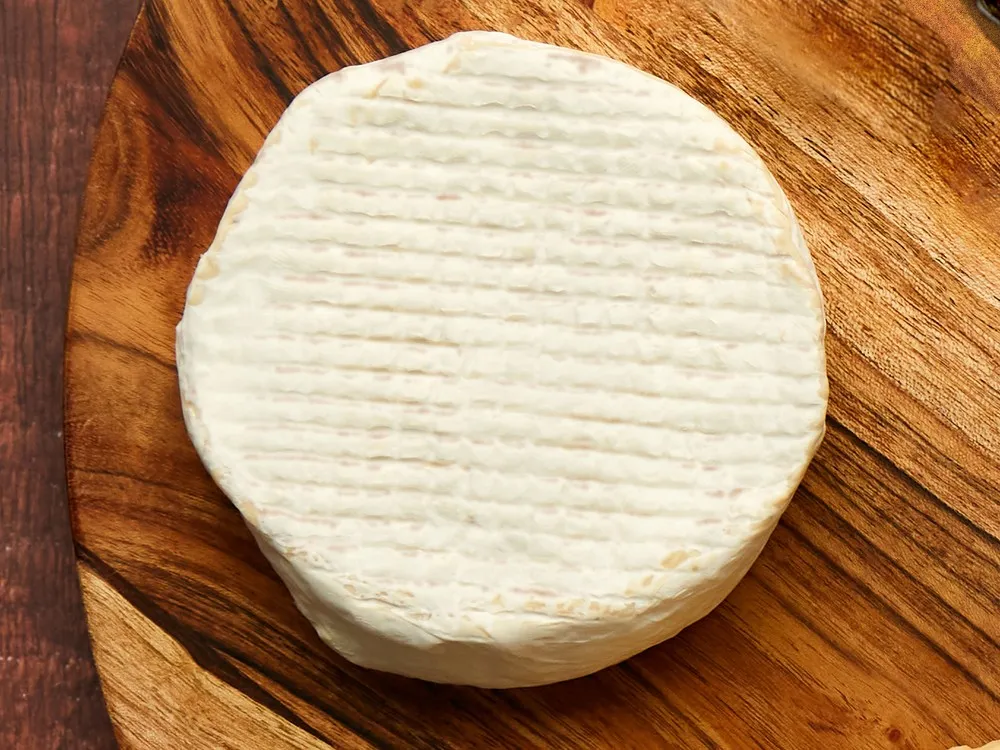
65, 0, 1000, 747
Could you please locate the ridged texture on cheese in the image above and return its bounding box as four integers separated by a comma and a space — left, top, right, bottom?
176, 31, 827, 688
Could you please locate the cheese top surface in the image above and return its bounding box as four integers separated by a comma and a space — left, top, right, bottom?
177, 31, 827, 687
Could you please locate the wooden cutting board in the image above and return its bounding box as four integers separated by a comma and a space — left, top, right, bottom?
65, 0, 1000, 747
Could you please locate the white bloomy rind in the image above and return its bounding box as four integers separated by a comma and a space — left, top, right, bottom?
176, 31, 827, 688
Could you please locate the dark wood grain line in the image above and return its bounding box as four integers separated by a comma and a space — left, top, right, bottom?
277, 0, 338, 76
134, 3, 229, 162
303, 0, 356, 67
71, 467, 204, 507
748, 571, 868, 671
653, 642, 787, 750
751, 547, 951, 734
198, 646, 437, 746
77, 545, 363, 748
319, 0, 405, 62
827, 415, 1000, 549
619, 662, 721, 749
782, 521, 1000, 705
798, 483, 999, 670
408, 13, 440, 47
479, 692, 564, 748
343, 0, 409, 56
854, 400, 1000, 521
912, 421, 1000, 517
219, 0, 297, 103
68, 331, 175, 371
809, 440, 1000, 596
208, 649, 408, 750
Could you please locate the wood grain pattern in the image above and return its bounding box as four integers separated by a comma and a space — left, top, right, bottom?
78, 562, 358, 750
1, 1, 141, 747
65, 0, 1000, 747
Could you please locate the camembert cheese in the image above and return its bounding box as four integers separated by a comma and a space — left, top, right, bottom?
176, 31, 828, 687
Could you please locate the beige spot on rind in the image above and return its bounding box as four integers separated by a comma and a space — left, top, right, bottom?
240, 502, 259, 527
196, 255, 220, 280
365, 78, 389, 99
660, 550, 693, 569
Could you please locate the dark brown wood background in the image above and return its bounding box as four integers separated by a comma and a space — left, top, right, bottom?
1, 2, 140, 748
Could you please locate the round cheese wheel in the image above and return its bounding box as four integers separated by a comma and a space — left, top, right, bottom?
176, 31, 827, 688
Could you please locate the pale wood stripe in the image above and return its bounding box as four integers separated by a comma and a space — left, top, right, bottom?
79, 564, 373, 750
